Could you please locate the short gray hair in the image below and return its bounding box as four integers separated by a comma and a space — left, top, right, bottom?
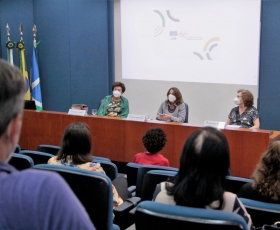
0, 59, 25, 136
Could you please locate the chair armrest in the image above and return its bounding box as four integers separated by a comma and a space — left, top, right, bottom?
129, 207, 136, 216
114, 197, 141, 214
128, 185, 136, 193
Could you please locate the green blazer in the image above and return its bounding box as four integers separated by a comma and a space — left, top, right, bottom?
97, 95, 129, 118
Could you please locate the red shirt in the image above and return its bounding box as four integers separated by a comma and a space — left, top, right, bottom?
133, 152, 170, 167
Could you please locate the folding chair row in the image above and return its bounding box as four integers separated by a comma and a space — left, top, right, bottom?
9, 152, 118, 180
136, 170, 280, 228
36, 144, 112, 162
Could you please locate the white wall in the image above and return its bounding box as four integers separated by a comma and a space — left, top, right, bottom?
114, 0, 259, 125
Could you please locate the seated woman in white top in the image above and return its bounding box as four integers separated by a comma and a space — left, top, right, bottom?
157, 87, 186, 122
153, 127, 254, 230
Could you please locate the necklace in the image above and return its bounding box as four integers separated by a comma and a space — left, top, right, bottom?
168, 104, 176, 113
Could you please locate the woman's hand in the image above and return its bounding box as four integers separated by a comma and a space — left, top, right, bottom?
158, 114, 172, 121
161, 114, 172, 121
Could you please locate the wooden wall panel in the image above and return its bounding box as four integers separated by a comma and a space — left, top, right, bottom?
19, 110, 280, 178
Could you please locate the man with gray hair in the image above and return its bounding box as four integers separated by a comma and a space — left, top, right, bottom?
0, 59, 95, 229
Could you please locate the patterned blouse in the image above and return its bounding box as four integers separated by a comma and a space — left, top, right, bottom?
228, 106, 260, 128
48, 156, 123, 208
106, 100, 122, 117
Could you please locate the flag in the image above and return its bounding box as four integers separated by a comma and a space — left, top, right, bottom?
17, 40, 31, 100
31, 43, 43, 110
6, 40, 15, 65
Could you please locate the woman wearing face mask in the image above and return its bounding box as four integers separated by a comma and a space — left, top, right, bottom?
226, 89, 260, 129
97, 82, 129, 118
157, 87, 186, 122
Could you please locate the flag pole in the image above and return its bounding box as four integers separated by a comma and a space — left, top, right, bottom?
17, 23, 31, 100
5, 23, 15, 65
31, 24, 43, 110
33, 25, 37, 48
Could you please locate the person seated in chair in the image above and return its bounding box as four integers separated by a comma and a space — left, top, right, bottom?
97, 82, 129, 118
48, 122, 124, 208
134, 127, 169, 166
226, 89, 260, 129
0, 59, 95, 229
157, 87, 186, 122
153, 127, 254, 230
239, 141, 280, 204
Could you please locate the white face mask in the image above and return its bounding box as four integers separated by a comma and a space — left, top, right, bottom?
113, 90, 121, 98
234, 97, 240, 105
168, 94, 176, 103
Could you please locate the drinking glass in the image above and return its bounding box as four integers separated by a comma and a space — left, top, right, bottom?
92, 109, 97, 115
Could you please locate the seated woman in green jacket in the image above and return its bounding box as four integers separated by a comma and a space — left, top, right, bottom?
97, 82, 129, 118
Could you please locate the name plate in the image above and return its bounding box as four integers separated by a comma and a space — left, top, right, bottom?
68, 109, 87, 116
204, 120, 225, 129
127, 114, 147, 122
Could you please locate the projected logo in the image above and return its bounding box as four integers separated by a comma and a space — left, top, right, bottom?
154, 10, 180, 37
193, 37, 220, 60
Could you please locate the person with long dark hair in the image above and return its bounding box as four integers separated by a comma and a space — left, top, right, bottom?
48, 122, 123, 208
157, 87, 186, 122
153, 127, 254, 229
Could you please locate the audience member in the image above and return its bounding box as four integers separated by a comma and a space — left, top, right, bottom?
239, 141, 280, 203
226, 89, 260, 129
157, 87, 186, 122
48, 122, 125, 207
97, 81, 129, 118
153, 127, 254, 230
134, 127, 169, 166
0, 59, 95, 229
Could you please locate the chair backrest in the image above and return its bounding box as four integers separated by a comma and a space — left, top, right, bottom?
33, 164, 117, 230
8, 153, 34, 170
141, 170, 177, 201
92, 156, 111, 162
21, 150, 54, 165
239, 198, 280, 228
126, 163, 142, 187
126, 163, 178, 195
136, 165, 178, 197
135, 201, 248, 230
184, 103, 189, 123
14, 144, 21, 153
37, 144, 60, 155
93, 161, 118, 181
224, 176, 253, 195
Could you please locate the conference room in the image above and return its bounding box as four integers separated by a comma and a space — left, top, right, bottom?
1, 0, 280, 229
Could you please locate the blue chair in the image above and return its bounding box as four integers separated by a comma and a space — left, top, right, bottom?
20, 150, 54, 165
129, 163, 178, 197
224, 176, 253, 195
33, 164, 120, 230
14, 144, 21, 153
37, 144, 60, 155
184, 102, 189, 123
92, 156, 111, 162
8, 153, 34, 170
141, 170, 177, 201
126, 162, 178, 189
239, 198, 280, 228
92, 161, 118, 181
134, 201, 248, 230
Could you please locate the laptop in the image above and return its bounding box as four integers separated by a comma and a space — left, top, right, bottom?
24, 100, 36, 110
